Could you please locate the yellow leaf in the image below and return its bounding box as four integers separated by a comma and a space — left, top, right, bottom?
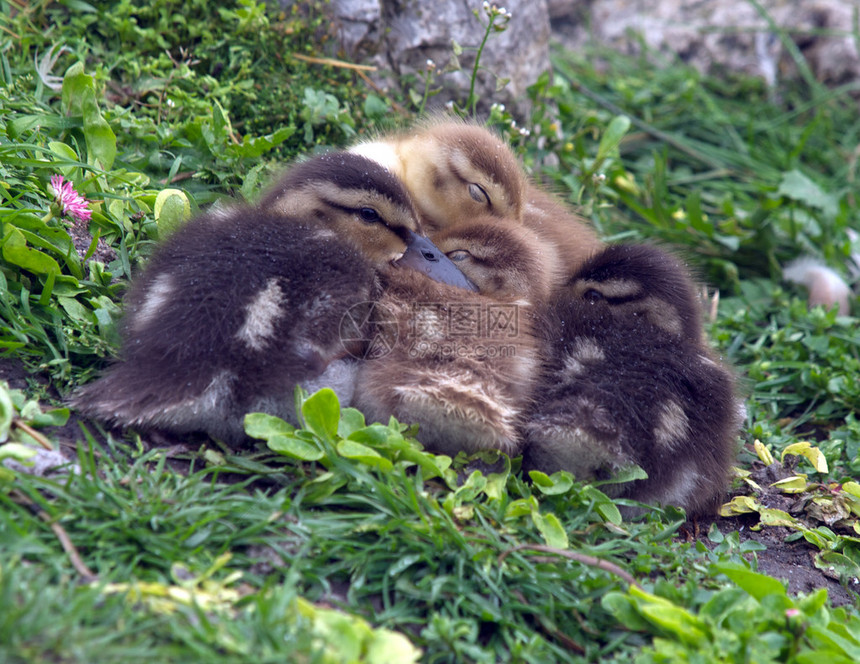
769, 475, 809, 494
781, 442, 829, 473
719, 495, 760, 516
842, 481, 860, 499
758, 508, 804, 530
754, 440, 775, 465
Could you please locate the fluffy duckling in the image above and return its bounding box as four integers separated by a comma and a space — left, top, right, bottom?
353, 219, 549, 457
72, 152, 473, 444
522, 244, 741, 517
350, 118, 603, 281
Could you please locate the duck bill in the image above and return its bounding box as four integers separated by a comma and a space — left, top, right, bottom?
394, 232, 479, 292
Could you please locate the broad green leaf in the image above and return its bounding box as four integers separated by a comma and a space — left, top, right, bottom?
58, 296, 91, 322
346, 426, 392, 450
599, 464, 649, 484
336, 439, 393, 472
583, 485, 622, 525
595, 115, 631, 163
61, 61, 92, 116
529, 469, 574, 495
483, 468, 508, 501
601, 592, 652, 631
364, 629, 421, 664
154, 188, 191, 237
777, 169, 839, 219
2, 226, 61, 275
25, 405, 69, 428
81, 86, 116, 170
505, 496, 538, 520
243, 412, 295, 439
300, 388, 340, 443
0, 440, 37, 461
843, 481, 860, 499
712, 563, 787, 600
805, 624, 860, 660
638, 604, 707, 645
532, 510, 569, 549
337, 408, 367, 438
266, 434, 323, 461
814, 551, 860, 581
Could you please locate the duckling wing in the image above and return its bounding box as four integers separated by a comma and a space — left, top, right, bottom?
71, 209, 377, 443
524, 330, 739, 515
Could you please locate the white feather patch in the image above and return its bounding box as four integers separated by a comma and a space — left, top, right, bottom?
237, 278, 285, 351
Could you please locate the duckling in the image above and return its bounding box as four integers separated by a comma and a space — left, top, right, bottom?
353, 219, 548, 457
350, 118, 603, 281
71, 152, 474, 444
522, 244, 741, 517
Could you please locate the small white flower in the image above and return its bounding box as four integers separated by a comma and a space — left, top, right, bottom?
445, 100, 454, 110
519, 127, 530, 137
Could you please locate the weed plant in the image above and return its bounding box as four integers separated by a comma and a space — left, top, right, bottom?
1, 1, 860, 662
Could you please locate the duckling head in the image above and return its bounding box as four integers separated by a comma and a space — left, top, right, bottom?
259, 151, 476, 291
430, 218, 554, 305
350, 120, 525, 232
560, 243, 704, 341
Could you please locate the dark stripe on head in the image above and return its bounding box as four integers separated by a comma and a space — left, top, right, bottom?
260, 151, 415, 212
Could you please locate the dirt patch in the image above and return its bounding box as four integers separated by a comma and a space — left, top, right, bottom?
703, 514, 858, 607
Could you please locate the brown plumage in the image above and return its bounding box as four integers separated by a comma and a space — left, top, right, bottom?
353, 219, 548, 457
71, 152, 472, 444
522, 244, 741, 517
350, 118, 603, 285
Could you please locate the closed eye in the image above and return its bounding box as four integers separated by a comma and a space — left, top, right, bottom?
447, 249, 471, 262
584, 289, 603, 302
358, 207, 381, 223
468, 183, 490, 205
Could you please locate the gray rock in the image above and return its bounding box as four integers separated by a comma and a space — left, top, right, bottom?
550, 0, 860, 88
327, 0, 551, 118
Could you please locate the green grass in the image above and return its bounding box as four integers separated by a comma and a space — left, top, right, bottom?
2, 0, 860, 662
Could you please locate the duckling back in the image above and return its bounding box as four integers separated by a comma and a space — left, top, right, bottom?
72, 207, 379, 444
523, 244, 741, 516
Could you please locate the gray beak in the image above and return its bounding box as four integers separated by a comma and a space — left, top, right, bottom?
395, 231, 479, 292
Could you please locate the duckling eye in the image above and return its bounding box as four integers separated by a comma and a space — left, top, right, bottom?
447, 250, 471, 262
468, 183, 490, 205
584, 289, 603, 303
358, 207, 381, 223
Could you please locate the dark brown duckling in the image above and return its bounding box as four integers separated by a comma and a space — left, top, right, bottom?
71, 152, 473, 444
522, 244, 741, 516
